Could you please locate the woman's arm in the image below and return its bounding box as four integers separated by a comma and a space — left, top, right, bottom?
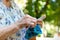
0, 17, 36, 40
0, 23, 22, 40
0, 14, 37, 40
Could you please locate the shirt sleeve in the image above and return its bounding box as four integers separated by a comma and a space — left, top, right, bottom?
19, 9, 25, 17
12, 2, 25, 18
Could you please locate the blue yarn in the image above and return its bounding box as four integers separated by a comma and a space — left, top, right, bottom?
25, 24, 42, 39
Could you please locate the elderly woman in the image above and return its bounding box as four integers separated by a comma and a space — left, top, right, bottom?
0, 0, 42, 40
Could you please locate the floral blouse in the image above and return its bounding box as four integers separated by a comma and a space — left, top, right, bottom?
0, 1, 27, 40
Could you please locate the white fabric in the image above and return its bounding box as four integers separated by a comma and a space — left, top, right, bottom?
0, 2, 27, 40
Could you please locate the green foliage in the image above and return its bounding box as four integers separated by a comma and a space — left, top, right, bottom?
24, 0, 60, 26
23, 0, 60, 37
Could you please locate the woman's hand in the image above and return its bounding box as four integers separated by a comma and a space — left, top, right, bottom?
16, 14, 37, 29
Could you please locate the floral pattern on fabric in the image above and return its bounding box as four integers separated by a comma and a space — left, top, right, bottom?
0, 2, 27, 40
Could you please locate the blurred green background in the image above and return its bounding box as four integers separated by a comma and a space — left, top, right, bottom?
14, 0, 60, 37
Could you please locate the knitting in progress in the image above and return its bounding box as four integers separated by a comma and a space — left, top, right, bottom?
25, 15, 46, 39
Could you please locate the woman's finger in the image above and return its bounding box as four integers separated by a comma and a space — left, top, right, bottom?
25, 14, 37, 20
26, 18, 37, 26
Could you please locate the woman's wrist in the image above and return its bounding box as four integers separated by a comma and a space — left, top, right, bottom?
14, 21, 23, 29
11, 23, 20, 30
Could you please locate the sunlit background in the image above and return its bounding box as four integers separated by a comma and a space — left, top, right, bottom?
14, 0, 60, 39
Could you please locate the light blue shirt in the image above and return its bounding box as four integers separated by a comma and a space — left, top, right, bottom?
0, 2, 27, 40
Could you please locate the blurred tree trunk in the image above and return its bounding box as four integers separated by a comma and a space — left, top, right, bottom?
35, 0, 49, 19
